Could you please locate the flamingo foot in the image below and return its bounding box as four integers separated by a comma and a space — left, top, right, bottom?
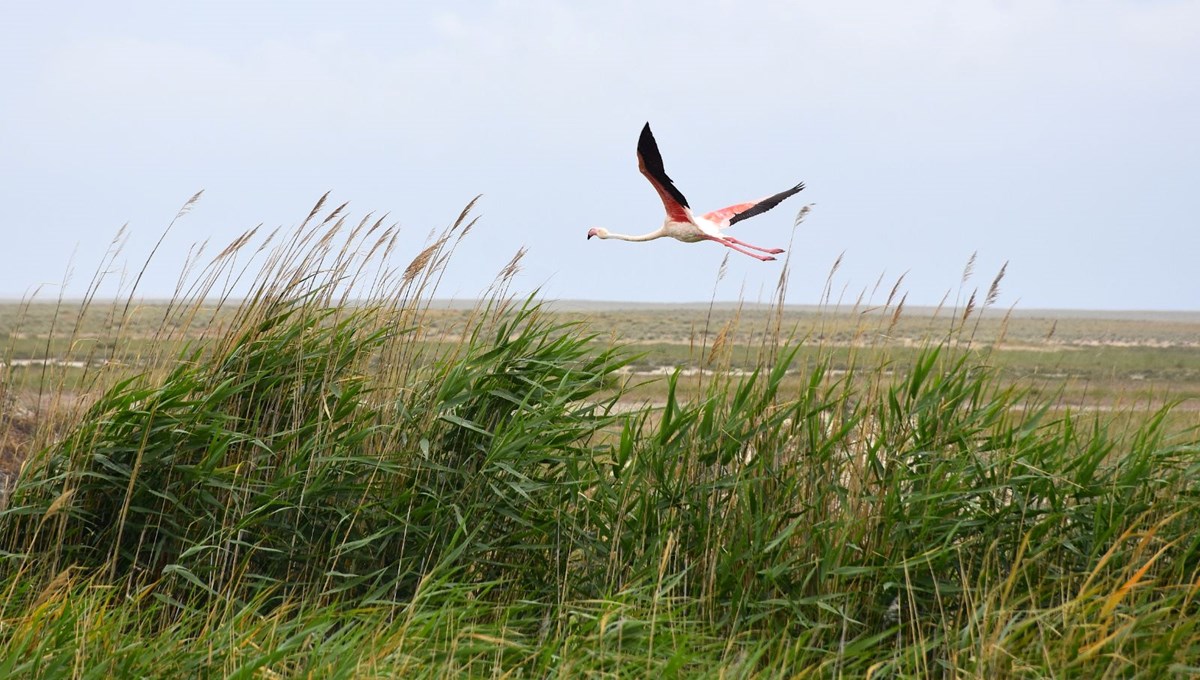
746, 250, 777, 262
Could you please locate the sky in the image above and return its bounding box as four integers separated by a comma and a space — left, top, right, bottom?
2, 1, 1198, 310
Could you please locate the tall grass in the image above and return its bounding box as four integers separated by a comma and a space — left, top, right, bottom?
1, 196, 1198, 677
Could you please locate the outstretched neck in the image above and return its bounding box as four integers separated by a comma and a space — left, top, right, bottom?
597, 228, 665, 242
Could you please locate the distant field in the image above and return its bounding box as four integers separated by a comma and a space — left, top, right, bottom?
5, 300, 1199, 414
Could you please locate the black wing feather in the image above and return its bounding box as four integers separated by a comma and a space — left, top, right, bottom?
727, 182, 805, 226
637, 123, 690, 209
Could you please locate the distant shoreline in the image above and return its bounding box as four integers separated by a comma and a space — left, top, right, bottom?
2, 298, 1196, 322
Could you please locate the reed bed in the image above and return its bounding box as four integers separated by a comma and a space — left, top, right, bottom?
0, 196, 1198, 678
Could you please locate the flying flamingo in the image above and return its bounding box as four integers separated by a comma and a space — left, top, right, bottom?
587, 123, 805, 262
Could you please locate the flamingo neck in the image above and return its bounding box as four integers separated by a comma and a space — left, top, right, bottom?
601, 228, 665, 242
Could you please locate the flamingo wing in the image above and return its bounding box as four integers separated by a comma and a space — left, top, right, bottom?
704, 182, 806, 227
701, 201, 757, 226
637, 123, 692, 223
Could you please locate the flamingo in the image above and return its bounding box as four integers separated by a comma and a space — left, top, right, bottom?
587, 123, 805, 262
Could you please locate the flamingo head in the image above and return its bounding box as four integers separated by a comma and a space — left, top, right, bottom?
587, 227, 607, 240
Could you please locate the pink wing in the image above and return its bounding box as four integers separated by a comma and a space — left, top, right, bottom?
702, 202, 758, 226
703, 183, 806, 227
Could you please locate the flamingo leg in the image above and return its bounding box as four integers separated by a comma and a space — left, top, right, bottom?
702, 235, 778, 262
721, 236, 785, 255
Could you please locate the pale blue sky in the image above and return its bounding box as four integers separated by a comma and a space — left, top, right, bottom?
2, 1, 1198, 309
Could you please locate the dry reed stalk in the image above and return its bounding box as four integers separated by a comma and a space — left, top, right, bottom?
402, 242, 442, 286
966, 262, 1010, 344
961, 251, 977, 285
707, 321, 732, 367
497, 247, 526, 284
996, 304, 1016, 346
823, 252, 844, 307
869, 271, 886, 303
697, 253, 730, 386
888, 293, 908, 335
885, 272, 908, 309
986, 262, 1008, 308
479, 247, 528, 317
301, 191, 330, 230
321, 201, 349, 228
341, 214, 385, 296
120, 191, 204, 330
932, 290, 950, 321
962, 290, 977, 324
455, 216, 481, 244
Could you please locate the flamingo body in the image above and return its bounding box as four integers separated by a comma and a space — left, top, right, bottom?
587, 123, 805, 262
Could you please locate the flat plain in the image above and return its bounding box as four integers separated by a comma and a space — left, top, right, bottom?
5, 299, 1198, 415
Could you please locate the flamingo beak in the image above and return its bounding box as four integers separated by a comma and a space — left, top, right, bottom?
586, 228, 598, 240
